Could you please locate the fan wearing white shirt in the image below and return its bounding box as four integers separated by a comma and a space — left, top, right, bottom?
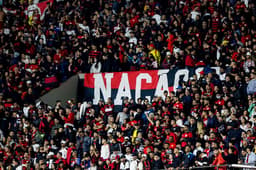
130, 153, 139, 170
125, 146, 133, 163
100, 138, 110, 160
129, 32, 137, 45
120, 155, 130, 170
190, 6, 201, 21
59, 140, 67, 159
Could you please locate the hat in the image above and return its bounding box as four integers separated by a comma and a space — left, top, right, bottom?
149, 44, 155, 48
107, 130, 113, 134
166, 51, 171, 56
142, 154, 147, 158
246, 52, 251, 56
180, 1, 185, 5
47, 152, 54, 157
26, 80, 32, 84
176, 119, 184, 127
124, 136, 130, 140
199, 70, 204, 75
61, 140, 66, 144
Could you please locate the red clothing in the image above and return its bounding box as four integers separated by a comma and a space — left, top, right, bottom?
169, 142, 176, 149
212, 153, 227, 170
215, 99, 225, 106
55, 158, 66, 166
89, 50, 101, 58
143, 146, 153, 154
66, 147, 76, 165
128, 120, 138, 127
185, 55, 196, 67
173, 102, 183, 110
231, 52, 239, 62
161, 111, 171, 117
103, 104, 114, 115
130, 15, 139, 27
212, 17, 220, 32
60, 49, 68, 57
64, 112, 75, 124
241, 35, 251, 44
181, 132, 193, 139
53, 53, 61, 63
167, 132, 177, 143
167, 34, 177, 54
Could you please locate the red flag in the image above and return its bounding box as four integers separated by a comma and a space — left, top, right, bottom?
25, 0, 53, 21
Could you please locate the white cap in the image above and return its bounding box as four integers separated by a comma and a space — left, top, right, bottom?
47, 152, 54, 157
124, 136, 129, 140
142, 154, 147, 158
173, 47, 180, 54
246, 52, 251, 56
166, 51, 171, 56
26, 80, 32, 84
180, 1, 185, 5
176, 119, 184, 127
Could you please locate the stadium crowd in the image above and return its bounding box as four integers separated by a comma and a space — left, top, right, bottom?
0, 0, 256, 169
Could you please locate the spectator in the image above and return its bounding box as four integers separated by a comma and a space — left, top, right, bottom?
245, 147, 256, 165
100, 138, 110, 161
0, 0, 255, 169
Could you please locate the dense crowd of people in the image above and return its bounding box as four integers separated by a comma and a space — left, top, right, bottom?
0, 0, 256, 169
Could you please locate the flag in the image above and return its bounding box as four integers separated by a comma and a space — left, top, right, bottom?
25, 0, 53, 21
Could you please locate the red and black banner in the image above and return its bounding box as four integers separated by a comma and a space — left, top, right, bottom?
83, 67, 220, 105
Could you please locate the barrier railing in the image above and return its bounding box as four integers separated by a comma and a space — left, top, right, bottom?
170, 164, 256, 170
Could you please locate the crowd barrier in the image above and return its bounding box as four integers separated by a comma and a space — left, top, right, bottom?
170, 164, 256, 170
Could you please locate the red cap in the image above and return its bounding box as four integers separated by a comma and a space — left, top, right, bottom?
149, 44, 155, 48
199, 70, 204, 75
181, 141, 187, 147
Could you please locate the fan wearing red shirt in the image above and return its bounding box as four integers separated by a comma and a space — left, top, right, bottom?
161, 105, 171, 117
53, 49, 62, 64
166, 135, 176, 150
202, 83, 213, 96
61, 106, 75, 128
173, 99, 184, 111
55, 152, 67, 168
103, 98, 114, 116
181, 125, 193, 144
143, 139, 153, 154
215, 94, 225, 106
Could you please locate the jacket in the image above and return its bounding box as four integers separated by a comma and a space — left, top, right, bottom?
245, 152, 256, 165
149, 49, 161, 64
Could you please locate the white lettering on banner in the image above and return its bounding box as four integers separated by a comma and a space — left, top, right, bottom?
211, 67, 220, 76
154, 70, 170, 98
93, 73, 113, 105
114, 73, 131, 105
135, 73, 152, 101
90, 67, 220, 105
173, 69, 189, 92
